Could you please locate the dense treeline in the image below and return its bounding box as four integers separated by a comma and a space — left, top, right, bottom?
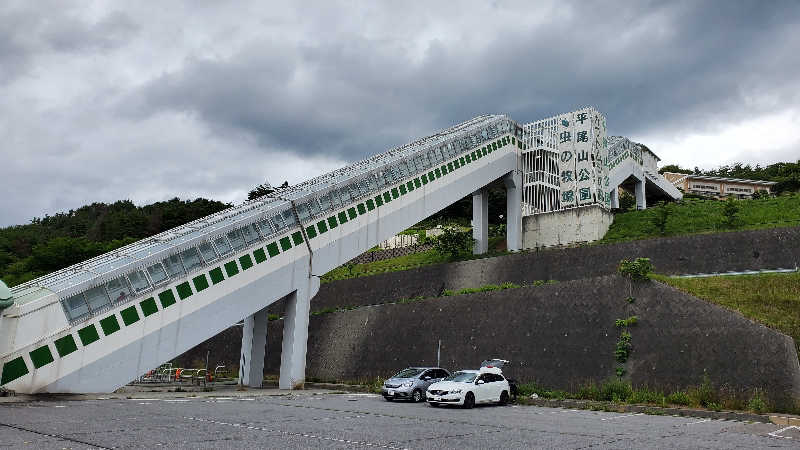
0, 198, 230, 287
659, 160, 800, 194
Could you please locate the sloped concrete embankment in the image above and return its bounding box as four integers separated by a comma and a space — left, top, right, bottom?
263, 275, 800, 407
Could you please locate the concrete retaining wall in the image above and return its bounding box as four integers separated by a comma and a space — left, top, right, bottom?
298, 226, 800, 314
264, 275, 800, 406
522, 204, 614, 249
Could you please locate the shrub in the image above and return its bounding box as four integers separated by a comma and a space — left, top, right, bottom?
600, 378, 633, 402
651, 202, 673, 235
629, 388, 664, 405
721, 197, 741, 228
615, 316, 639, 328
688, 375, 718, 408
576, 383, 601, 401
614, 331, 632, 363
433, 226, 474, 260
666, 391, 691, 406
747, 390, 768, 413
618, 258, 654, 281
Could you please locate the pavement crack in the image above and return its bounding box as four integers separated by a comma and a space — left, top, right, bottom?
0, 421, 112, 449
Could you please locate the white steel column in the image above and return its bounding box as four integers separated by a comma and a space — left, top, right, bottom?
239, 306, 269, 388
472, 188, 489, 254
504, 171, 522, 252
610, 188, 620, 209
635, 179, 647, 210
279, 276, 321, 389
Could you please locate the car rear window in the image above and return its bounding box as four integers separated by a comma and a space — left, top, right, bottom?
444, 371, 477, 382
393, 368, 425, 378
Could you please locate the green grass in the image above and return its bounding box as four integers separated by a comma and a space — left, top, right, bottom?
655, 271, 800, 358
601, 194, 800, 243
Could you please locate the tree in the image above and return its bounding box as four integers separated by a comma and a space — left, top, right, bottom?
721, 197, 741, 229
650, 202, 672, 235
658, 164, 693, 175
248, 181, 288, 200
617, 191, 636, 211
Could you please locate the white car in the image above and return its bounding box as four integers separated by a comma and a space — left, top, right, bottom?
426, 366, 511, 408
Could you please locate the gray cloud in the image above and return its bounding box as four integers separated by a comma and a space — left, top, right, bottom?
1, 0, 799, 226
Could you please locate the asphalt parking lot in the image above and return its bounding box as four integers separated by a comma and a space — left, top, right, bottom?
1, 391, 799, 449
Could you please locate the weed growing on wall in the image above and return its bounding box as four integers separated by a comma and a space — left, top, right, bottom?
618, 258, 654, 281
614, 331, 633, 363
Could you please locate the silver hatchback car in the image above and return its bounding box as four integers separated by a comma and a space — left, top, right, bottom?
382, 367, 450, 402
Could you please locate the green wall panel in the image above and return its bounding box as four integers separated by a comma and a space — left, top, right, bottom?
239, 254, 254, 271
176, 281, 193, 300
209, 267, 225, 285
158, 289, 177, 308
1, 357, 28, 385
120, 306, 140, 326
78, 324, 100, 346
224, 261, 240, 277
29, 345, 54, 369
54, 334, 78, 357
99, 315, 121, 336
140, 297, 158, 317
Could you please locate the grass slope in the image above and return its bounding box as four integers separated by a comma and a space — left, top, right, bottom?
655, 272, 800, 357
602, 194, 800, 243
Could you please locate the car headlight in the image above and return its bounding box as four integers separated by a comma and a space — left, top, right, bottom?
451, 389, 462, 394
401, 381, 413, 387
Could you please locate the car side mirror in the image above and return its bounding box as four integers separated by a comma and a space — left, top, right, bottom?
476, 380, 485, 385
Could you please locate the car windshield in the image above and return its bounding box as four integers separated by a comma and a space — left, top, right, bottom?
393, 368, 425, 379
444, 372, 477, 383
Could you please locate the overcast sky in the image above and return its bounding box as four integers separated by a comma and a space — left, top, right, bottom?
2, 0, 799, 226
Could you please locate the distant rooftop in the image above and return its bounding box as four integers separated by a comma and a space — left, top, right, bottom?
664, 172, 777, 186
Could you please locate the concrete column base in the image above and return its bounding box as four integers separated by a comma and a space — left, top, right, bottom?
279, 276, 321, 389
472, 188, 489, 254
239, 306, 269, 388
504, 171, 522, 252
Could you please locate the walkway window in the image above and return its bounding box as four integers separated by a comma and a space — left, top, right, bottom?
106, 277, 133, 304
283, 209, 297, 228
329, 191, 343, 209
63, 293, 89, 321
318, 193, 332, 212
296, 203, 310, 222
339, 186, 352, 204
227, 229, 246, 251
213, 235, 233, 256
375, 172, 386, 188
180, 247, 204, 273
147, 262, 169, 285
308, 198, 322, 217
357, 179, 370, 197
163, 254, 186, 279
128, 269, 151, 293
198, 242, 218, 263
271, 213, 286, 232
85, 285, 112, 312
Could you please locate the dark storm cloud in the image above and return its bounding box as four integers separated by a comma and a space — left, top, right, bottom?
126, 1, 800, 162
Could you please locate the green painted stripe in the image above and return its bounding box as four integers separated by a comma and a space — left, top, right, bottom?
158, 289, 177, 308
453, 159, 460, 169
374, 195, 384, 207
267, 242, 280, 257
428, 170, 435, 180
399, 184, 407, 195
253, 248, 267, 263
1, 357, 28, 385
279, 236, 292, 251
239, 254, 254, 271
512, 136, 516, 144
120, 305, 140, 326
482, 147, 487, 156
406, 181, 414, 192
54, 334, 78, 357
140, 297, 159, 317
224, 260, 240, 277
421, 174, 428, 184
391, 188, 399, 199
291, 231, 304, 246
193, 274, 210, 292
176, 281, 193, 299
365, 199, 375, 211
78, 324, 100, 346
347, 207, 357, 220
435, 168, 441, 178
327, 216, 338, 229
440, 165, 448, 175
383, 192, 392, 203
357, 203, 367, 215
459, 157, 465, 166
316, 220, 328, 234
305, 225, 317, 239
100, 315, 121, 336
337, 211, 348, 224
209, 267, 225, 285
29, 345, 54, 369
447, 162, 454, 172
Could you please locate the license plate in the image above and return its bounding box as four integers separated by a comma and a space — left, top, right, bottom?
387, 389, 394, 396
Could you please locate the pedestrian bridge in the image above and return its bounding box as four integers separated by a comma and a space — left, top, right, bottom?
0, 110, 679, 393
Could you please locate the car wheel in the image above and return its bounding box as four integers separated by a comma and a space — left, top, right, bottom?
384, 396, 393, 402
499, 391, 509, 406
428, 402, 439, 407
412, 389, 424, 403
463, 392, 475, 409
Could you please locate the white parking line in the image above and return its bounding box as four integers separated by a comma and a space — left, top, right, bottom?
129, 398, 161, 401
165, 399, 191, 402
686, 418, 711, 425
601, 413, 643, 421
768, 425, 799, 439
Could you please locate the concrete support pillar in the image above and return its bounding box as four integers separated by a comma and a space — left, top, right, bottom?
635, 179, 647, 210
239, 306, 269, 388
279, 276, 320, 389
504, 171, 522, 252
472, 188, 488, 254
610, 188, 619, 209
